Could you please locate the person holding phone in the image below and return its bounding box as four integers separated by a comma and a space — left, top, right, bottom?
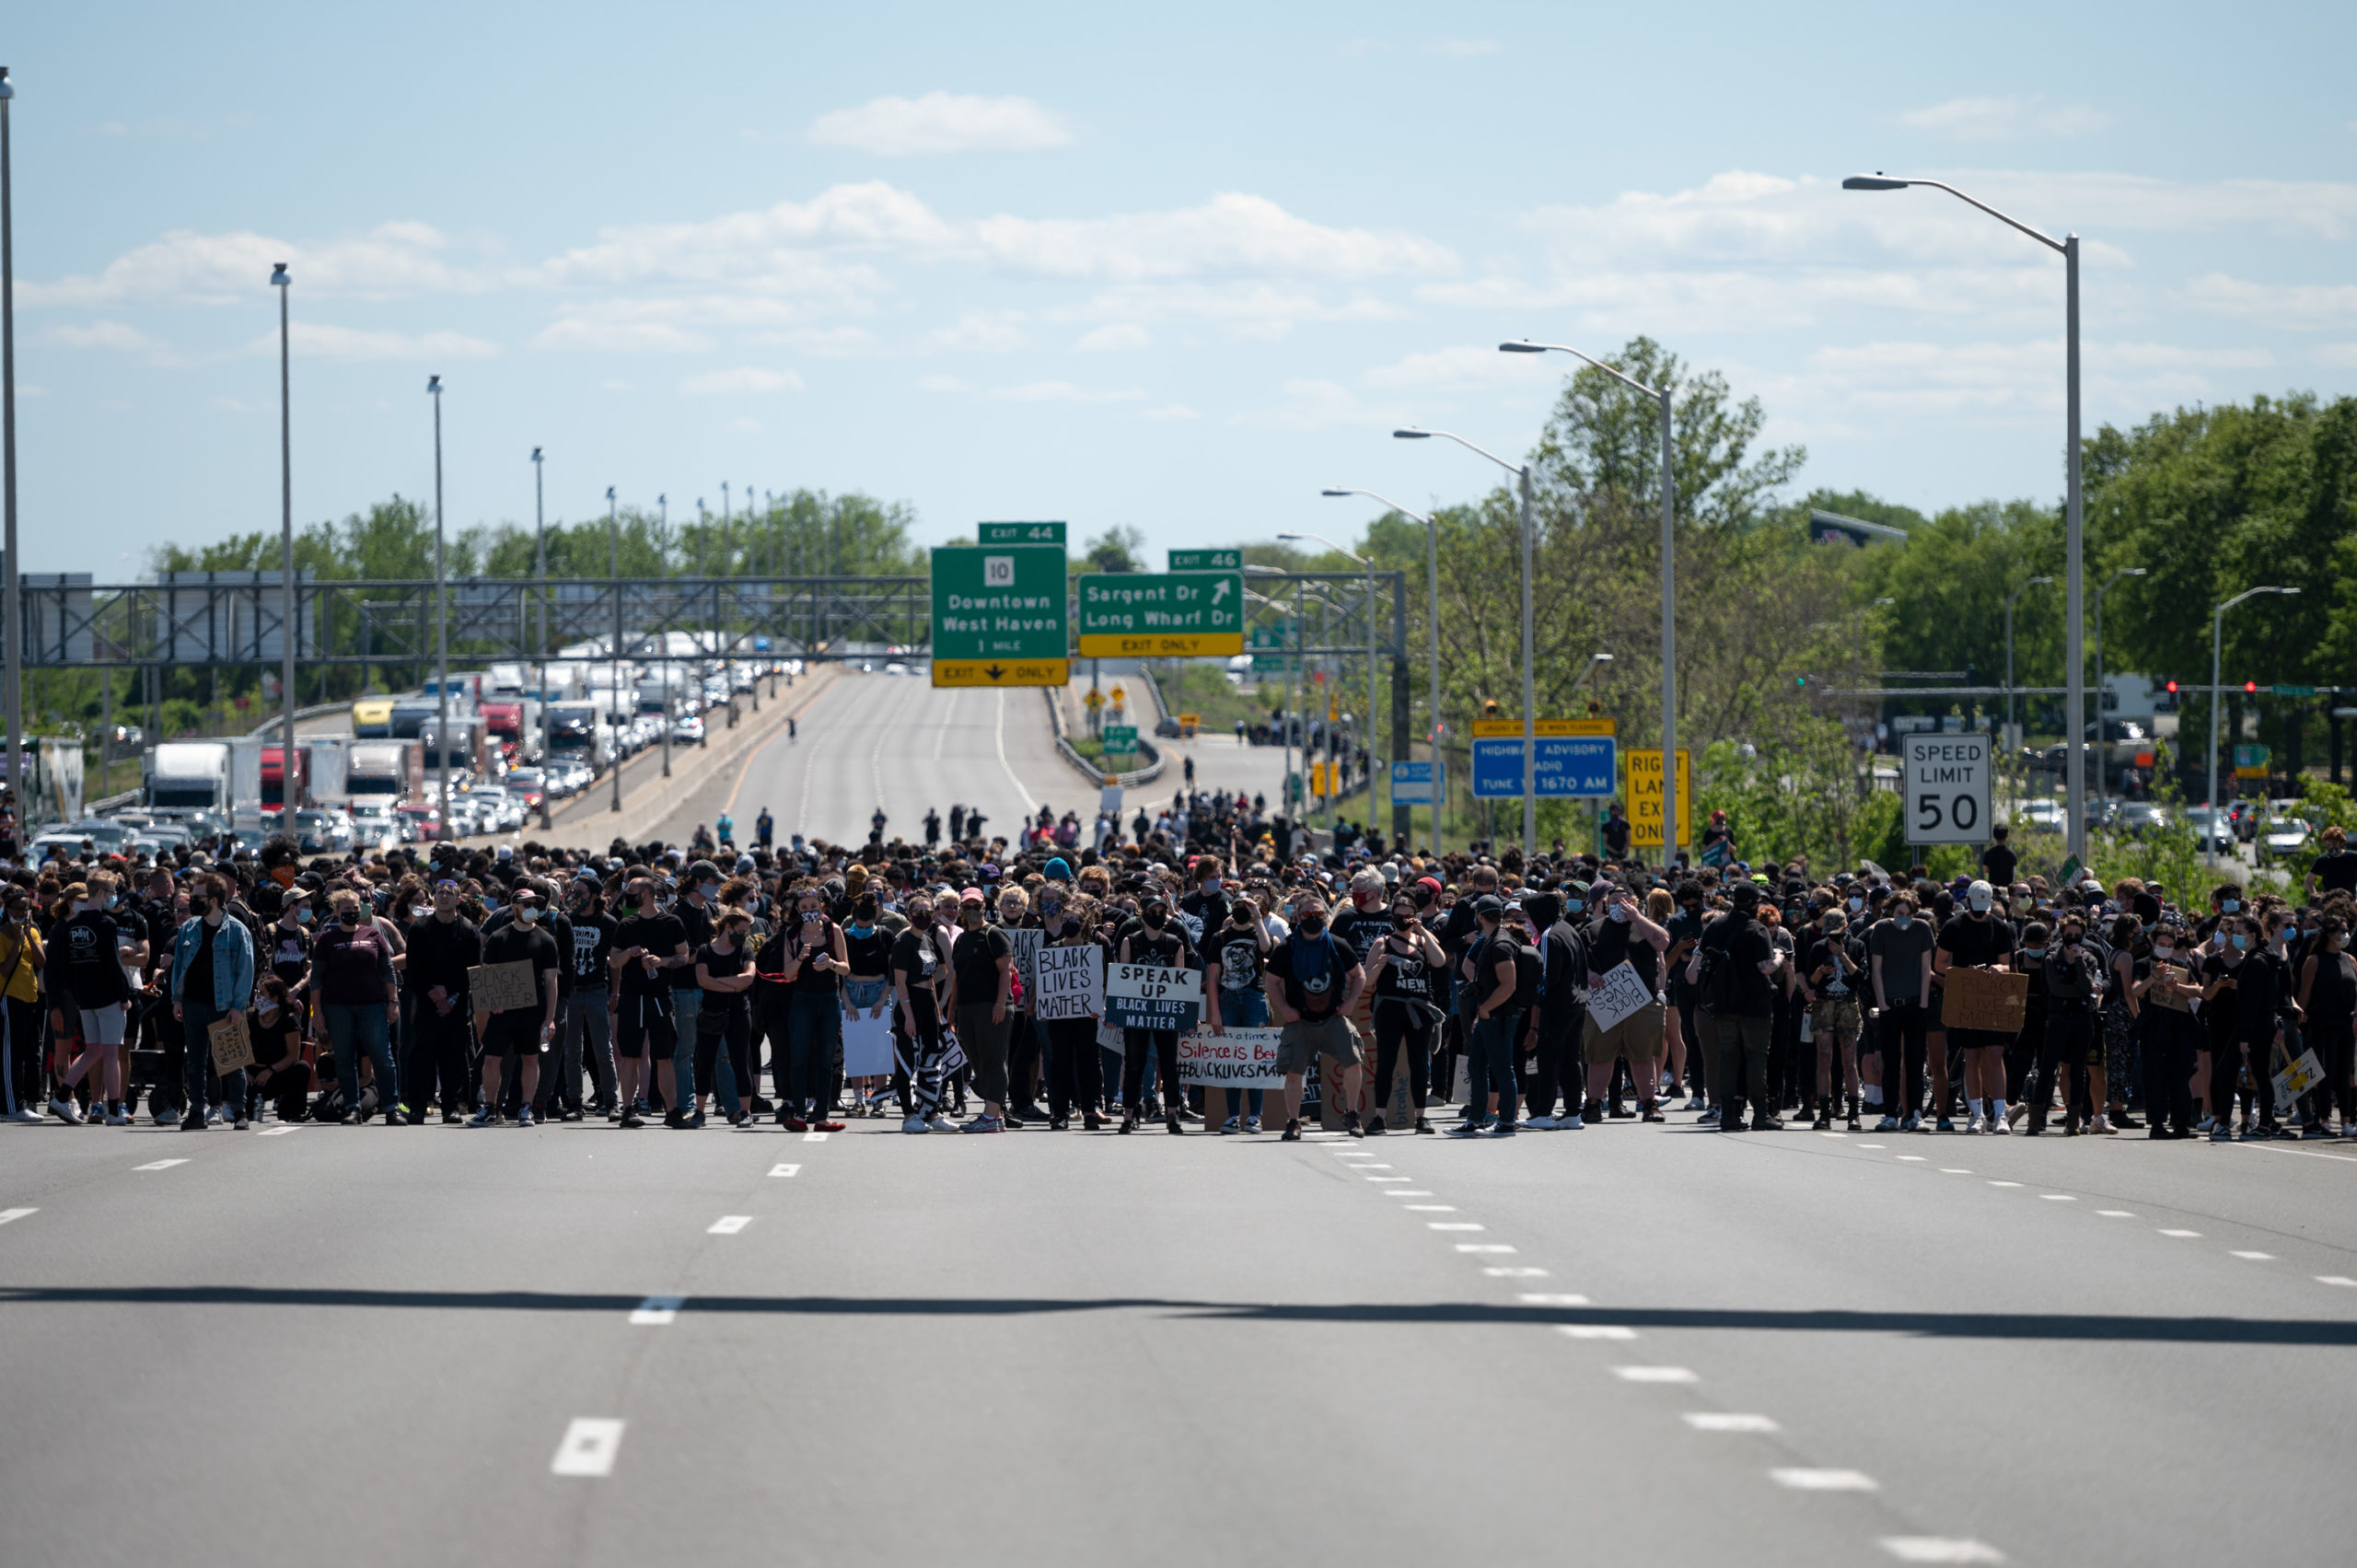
773, 885, 849, 1131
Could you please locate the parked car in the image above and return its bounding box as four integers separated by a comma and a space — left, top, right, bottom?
2014, 798, 2066, 832
2183, 806, 2237, 854
2113, 801, 2169, 838
2258, 814, 2316, 864
673, 714, 706, 745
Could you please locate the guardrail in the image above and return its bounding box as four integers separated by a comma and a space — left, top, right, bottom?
1041, 686, 1164, 792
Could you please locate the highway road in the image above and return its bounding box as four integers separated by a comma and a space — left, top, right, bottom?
640, 668, 1093, 851
5, 1104, 2353, 1566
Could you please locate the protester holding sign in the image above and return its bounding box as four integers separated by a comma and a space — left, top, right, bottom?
1935, 880, 2016, 1134
167, 873, 253, 1132
1115, 889, 1197, 1135
1361, 887, 1444, 1134
1264, 893, 1363, 1141
1205, 895, 1271, 1132
471, 888, 560, 1127
1580, 878, 1668, 1122
1451, 894, 1527, 1138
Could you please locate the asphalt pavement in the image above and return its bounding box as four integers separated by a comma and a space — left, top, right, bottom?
5, 1102, 2352, 1567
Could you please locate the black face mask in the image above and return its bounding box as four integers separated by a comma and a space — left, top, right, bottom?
1142, 906, 1168, 929
1297, 914, 1326, 937
339, 910, 360, 926
1389, 912, 1411, 931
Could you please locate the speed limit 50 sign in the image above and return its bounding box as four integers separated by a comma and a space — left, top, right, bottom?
1901, 733, 1992, 845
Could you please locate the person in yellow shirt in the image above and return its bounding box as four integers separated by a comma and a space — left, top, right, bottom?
0, 885, 49, 1122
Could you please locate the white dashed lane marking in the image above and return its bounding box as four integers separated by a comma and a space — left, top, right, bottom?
2158, 1229, 2201, 1238
1518, 1294, 1591, 1306
629, 1295, 686, 1325
1612, 1365, 1697, 1383
2318, 1276, 2357, 1287
1457, 1244, 1516, 1253
707, 1215, 752, 1235
1987, 1180, 2022, 1189
1896, 1155, 1926, 1162
2096, 1210, 2135, 1217
2039, 1194, 2076, 1202
1880, 1539, 2006, 1563
1382, 1191, 1435, 1197
1365, 1175, 1411, 1182
1684, 1412, 1780, 1432
1939, 1168, 1972, 1174
256, 1126, 299, 1136
1772, 1468, 1878, 1492
801, 1132, 829, 1143
768, 1164, 800, 1178
1427, 1222, 1483, 1231
1556, 1324, 1637, 1341
2230, 1251, 2275, 1260
551, 1418, 625, 1476
1404, 1204, 1457, 1212
1484, 1266, 1547, 1276
133, 1159, 189, 1171
0, 1207, 35, 1225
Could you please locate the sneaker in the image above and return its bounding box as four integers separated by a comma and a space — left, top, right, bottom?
231, 1108, 249, 1131
1899, 1113, 1920, 1132
927, 1113, 955, 1133
179, 1109, 206, 1131
1366, 1115, 1388, 1134
149, 1103, 175, 1126
2005, 1102, 2028, 1128
51, 1096, 85, 1126
1642, 1105, 1666, 1123
1166, 1115, 1185, 1135
816, 1118, 846, 1132
1084, 1110, 1107, 1131
1751, 1112, 1785, 1132
1244, 1115, 1262, 1132
104, 1105, 130, 1127
1581, 1100, 1606, 1123
2305, 1123, 2334, 1141
1413, 1115, 1434, 1133
1698, 1106, 1720, 1125
783, 1113, 808, 1132
1875, 1115, 1899, 1132
960, 1114, 1004, 1133
1486, 1121, 1516, 1137
1527, 1114, 1558, 1131
1221, 1116, 1241, 1133
1118, 1110, 1137, 1135
1341, 1110, 1364, 1138
563, 1108, 586, 1122
1966, 1111, 1984, 1134
1446, 1119, 1486, 1139
468, 1106, 498, 1127
1989, 1117, 2011, 1136
517, 1106, 536, 1128
902, 1114, 931, 1133
1562, 1112, 1584, 1130
726, 1109, 749, 1127
2196, 1113, 2216, 1133
2211, 1123, 2233, 1143
1935, 1117, 1956, 1133
690, 1109, 707, 1129
663, 1109, 690, 1129
621, 1110, 645, 1128
5, 1105, 41, 1124
1281, 1119, 1302, 1142
2089, 1113, 2113, 1134
441, 1109, 463, 1125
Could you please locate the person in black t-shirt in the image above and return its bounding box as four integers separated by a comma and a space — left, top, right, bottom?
950, 889, 1015, 1132
1264, 894, 1364, 1141
1690, 882, 1782, 1131
889, 897, 954, 1131
1451, 894, 1525, 1138
2308, 827, 2357, 902
1980, 827, 2019, 892
405, 877, 483, 1121
1364, 889, 1446, 1133
470, 888, 560, 1126
692, 908, 757, 1126
1936, 878, 2018, 1132
562, 880, 620, 1116
1115, 892, 1197, 1135
610, 877, 689, 1129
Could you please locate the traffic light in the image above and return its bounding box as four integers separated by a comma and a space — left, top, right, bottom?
2245, 680, 2258, 694
1482, 698, 1502, 720
2165, 679, 2178, 694
1585, 699, 1602, 718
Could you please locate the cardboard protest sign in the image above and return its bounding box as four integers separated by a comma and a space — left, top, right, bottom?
842, 1011, 895, 1078
468, 959, 541, 1015
2148, 962, 2194, 1013
1586, 961, 1655, 1035
1007, 927, 1042, 1006
207, 1013, 255, 1074
1105, 962, 1202, 1032
1943, 966, 2029, 1034
2274, 1044, 2326, 1108
1178, 1026, 1285, 1091
1033, 943, 1104, 1020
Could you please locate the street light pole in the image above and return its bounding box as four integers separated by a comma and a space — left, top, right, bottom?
1501, 341, 1678, 869
608, 486, 622, 814
532, 447, 552, 830
2, 67, 23, 823
1325, 488, 1443, 853
1845, 174, 2085, 862
2005, 574, 2053, 813
273, 263, 297, 813
426, 376, 450, 841
1280, 529, 1379, 847
1393, 426, 1537, 859
2094, 566, 2147, 812
2209, 585, 2298, 865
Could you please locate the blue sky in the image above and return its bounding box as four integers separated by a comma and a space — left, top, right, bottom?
8, 1, 2355, 575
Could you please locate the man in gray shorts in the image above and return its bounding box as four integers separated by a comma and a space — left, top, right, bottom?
1261, 893, 1366, 1141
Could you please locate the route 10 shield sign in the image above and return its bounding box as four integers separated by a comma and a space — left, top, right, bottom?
1902, 732, 1991, 845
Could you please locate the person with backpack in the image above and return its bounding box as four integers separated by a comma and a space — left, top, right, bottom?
1689, 879, 1782, 1131
1523, 889, 1587, 1130
1449, 894, 1529, 1138
1264, 892, 1364, 1141
1360, 886, 1445, 1134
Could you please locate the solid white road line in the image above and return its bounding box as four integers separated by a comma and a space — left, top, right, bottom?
629, 1295, 686, 1325
133, 1159, 189, 1171
708, 1215, 752, 1235
1612, 1366, 1697, 1383
0, 1207, 35, 1225
993, 690, 1038, 816
1683, 1412, 1780, 1432
1771, 1468, 1877, 1491
1879, 1539, 2005, 1563
551, 1418, 626, 1477
769, 1164, 801, 1178
1556, 1325, 1637, 1341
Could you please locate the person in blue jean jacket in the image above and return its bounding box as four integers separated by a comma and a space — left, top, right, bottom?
168, 873, 254, 1132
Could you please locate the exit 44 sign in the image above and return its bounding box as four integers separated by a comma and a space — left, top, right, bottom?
979, 521, 1066, 545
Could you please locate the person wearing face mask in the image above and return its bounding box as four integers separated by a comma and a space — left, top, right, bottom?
663, 863, 723, 1118
1521, 891, 1586, 1132
1114, 891, 1198, 1136
1203, 895, 1271, 1132
2296, 915, 2355, 1137
887, 893, 953, 1132
610, 877, 690, 1130
1866, 892, 1935, 1132
1802, 902, 1868, 1131
1935, 878, 2016, 1134
760, 886, 849, 1132
470, 889, 561, 1127
1264, 894, 1365, 1142
835, 892, 897, 1117
995, 885, 1049, 1124
0, 889, 47, 1124
1663, 882, 1708, 1112
949, 888, 1016, 1133
2203, 913, 2293, 1140
552, 879, 616, 1119
688, 910, 756, 1128
1360, 891, 1446, 1134
310, 888, 401, 1124
2026, 918, 2105, 1134
1580, 880, 1671, 1123
1180, 855, 1231, 939
2137, 921, 2204, 1138
1692, 880, 1782, 1132
243, 975, 314, 1123
167, 874, 255, 1132
1040, 894, 1109, 1131
52, 873, 146, 1125
402, 878, 483, 1124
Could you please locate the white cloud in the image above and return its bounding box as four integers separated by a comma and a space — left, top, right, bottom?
1360, 343, 1562, 390
2178, 273, 2357, 330
2316, 343, 2357, 367
917, 374, 970, 393
977, 192, 1455, 281
43, 319, 175, 362
1139, 404, 1201, 421
532, 310, 713, 354
1425, 38, 1499, 57
246, 322, 498, 361
807, 93, 1072, 156
25, 222, 475, 307
679, 366, 805, 395
1900, 96, 2115, 143
988, 380, 1147, 403
1075, 322, 1152, 353
927, 311, 1029, 353
1231, 377, 1390, 431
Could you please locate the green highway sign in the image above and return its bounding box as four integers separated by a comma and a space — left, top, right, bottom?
1101, 725, 1139, 750
929, 543, 1070, 688
978, 521, 1066, 545
1076, 571, 1245, 656
1168, 548, 1241, 571
2273, 683, 2319, 698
